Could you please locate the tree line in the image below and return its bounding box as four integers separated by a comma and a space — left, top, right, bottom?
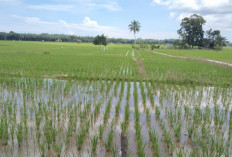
0, 31, 177, 45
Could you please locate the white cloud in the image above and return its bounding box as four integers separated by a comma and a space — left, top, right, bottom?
152, 0, 232, 13
153, 0, 232, 38
169, 12, 176, 19
27, 4, 75, 11
6, 15, 177, 39
83, 17, 98, 27
86, 1, 122, 12
10, 15, 124, 37
26, 1, 122, 12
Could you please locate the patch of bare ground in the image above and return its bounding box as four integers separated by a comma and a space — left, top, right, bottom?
152, 51, 232, 69
133, 57, 147, 79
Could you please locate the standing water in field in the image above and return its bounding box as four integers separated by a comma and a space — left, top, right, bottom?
0, 78, 231, 157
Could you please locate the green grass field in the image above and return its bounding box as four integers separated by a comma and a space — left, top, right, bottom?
157, 47, 232, 63
0, 40, 231, 86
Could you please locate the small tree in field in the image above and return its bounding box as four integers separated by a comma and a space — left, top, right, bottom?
93, 34, 107, 48
204, 29, 226, 50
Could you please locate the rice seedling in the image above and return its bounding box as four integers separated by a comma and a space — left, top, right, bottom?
39, 141, 46, 157
176, 148, 183, 157
105, 123, 114, 152
203, 105, 211, 123
139, 80, 146, 105
115, 101, 121, 117
55, 143, 62, 157
148, 129, 160, 157
187, 123, 194, 138
17, 123, 23, 147
155, 105, 160, 119
78, 118, 91, 149
98, 124, 104, 139
103, 97, 113, 124
146, 107, 150, 122
201, 123, 207, 139
44, 120, 53, 150
0, 117, 9, 145
112, 144, 118, 157
10, 124, 15, 142
91, 135, 98, 154
215, 137, 225, 157
36, 130, 41, 143
123, 103, 130, 130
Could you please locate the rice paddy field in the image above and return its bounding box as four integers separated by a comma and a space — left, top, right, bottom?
0, 41, 232, 157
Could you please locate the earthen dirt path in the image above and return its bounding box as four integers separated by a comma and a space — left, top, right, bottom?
133, 57, 147, 79
152, 51, 232, 69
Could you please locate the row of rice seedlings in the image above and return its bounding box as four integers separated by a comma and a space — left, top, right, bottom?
160, 118, 175, 155
139, 80, 146, 105
103, 96, 113, 124
90, 81, 116, 156
133, 81, 146, 157
106, 78, 114, 96
0, 114, 9, 146
145, 80, 155, 107
89, 101, 106, 155
40, 81, 102, 155
148, 129, 160, 157
115, 79, 125, 117
79, 103, 91, 122
113, 78, 120, 96
76, 101, 103, 151
104, 120, 115, 152
76, 87, 108, 152
145, 100, 160, 157
121, 81, 130, 133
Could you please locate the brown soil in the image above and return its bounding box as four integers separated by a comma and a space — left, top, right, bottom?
133, 57, 147, 79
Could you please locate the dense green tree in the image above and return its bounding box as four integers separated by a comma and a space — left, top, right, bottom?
178, 14, 206, 48
204, 29, 226, 49
93, 34, 107, 47
128, 20, 141, 47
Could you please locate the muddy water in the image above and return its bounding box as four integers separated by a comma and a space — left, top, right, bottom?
0, 78, 231, 156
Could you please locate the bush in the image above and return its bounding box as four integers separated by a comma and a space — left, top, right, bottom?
150, 44, 160, 50
43, 51, 50, 55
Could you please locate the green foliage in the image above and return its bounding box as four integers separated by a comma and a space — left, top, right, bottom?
178, 14, 206, 48
151, 44, 160, 50
205, 29, 226, 49
93, 34, 107, 47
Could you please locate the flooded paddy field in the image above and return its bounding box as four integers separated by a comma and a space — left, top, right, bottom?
0, 78, 232, 157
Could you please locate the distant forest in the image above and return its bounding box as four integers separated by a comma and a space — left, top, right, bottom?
0, 31, 178, 45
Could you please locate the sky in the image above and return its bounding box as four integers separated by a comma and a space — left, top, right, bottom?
0, 0, 232, 41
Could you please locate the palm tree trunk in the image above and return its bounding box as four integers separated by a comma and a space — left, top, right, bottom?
134, 32, 136, 47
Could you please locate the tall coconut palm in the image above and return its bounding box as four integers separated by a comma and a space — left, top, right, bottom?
128, 20, 141, 47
